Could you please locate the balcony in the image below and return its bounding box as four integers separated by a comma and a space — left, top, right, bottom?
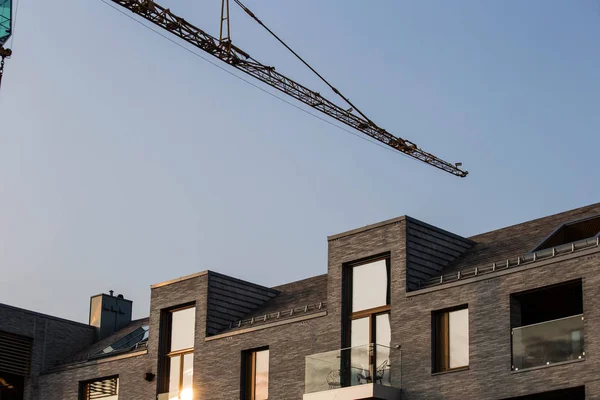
512, 314, 584, 371
304, 344, 401, 400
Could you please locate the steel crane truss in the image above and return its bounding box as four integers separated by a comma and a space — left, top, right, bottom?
111, 0, 468, 177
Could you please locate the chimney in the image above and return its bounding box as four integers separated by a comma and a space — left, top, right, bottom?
89, 291, 133, 340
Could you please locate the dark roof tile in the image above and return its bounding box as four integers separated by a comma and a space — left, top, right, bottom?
53, 317, 149, 368
223, 274, 328, 331
444, 202, 600, 274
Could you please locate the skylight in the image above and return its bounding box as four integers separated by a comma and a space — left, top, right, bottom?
95, 326, 149, 356
534, 215, 600, 251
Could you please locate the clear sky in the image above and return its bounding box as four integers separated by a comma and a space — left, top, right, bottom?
0, 0, 598, 323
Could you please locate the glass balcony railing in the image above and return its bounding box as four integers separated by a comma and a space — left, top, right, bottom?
305, 344, 399, 394
512, 314, 584, 371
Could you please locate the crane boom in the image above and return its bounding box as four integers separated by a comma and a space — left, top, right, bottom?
109, 0, 468, 177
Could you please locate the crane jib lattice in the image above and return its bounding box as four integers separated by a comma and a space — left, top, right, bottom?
109, 0, 468, 177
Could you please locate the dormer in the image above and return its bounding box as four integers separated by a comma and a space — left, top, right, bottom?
534, 215, 600, 252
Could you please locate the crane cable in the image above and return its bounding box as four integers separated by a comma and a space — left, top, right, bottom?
233, 0, 376, 127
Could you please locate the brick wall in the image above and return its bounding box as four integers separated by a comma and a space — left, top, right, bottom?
0, 304, 97, 400
399, 252, 600, 400
37, 353, 153, 400
30, 212, 600, 399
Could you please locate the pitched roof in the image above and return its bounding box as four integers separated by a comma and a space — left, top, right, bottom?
252, 274, 327, 317
443, 202, 600, 274
51, 317, 149, 369
224, 274, 327, 331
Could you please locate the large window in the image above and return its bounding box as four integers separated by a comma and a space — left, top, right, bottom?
343, 256, 391, 385
162, 306, 195, 400
79, 376, 118, 400
242, 348, 269, 400
510, 280, 584, 371
432, 306, 469, 373
345, 256, 391, 347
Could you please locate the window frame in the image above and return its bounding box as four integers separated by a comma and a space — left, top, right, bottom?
339, 255, 392, 387
78, 375, 119, 400
241, 346, 270, 400
343, 254, 391, 348
509, 279, 584, 371
159, 303, 196, 396
431, 304, 469, 373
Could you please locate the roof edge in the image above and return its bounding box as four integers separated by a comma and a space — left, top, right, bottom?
468, 201, 600, 241
328, 216, 407, 241
151, 270, 209, 289
405, 216, 475, 245
271, 273, 327, 291
208, 271, 280, 295
0, 303, 95, 329
408, 245, 600, 296
90, 293, 133, 303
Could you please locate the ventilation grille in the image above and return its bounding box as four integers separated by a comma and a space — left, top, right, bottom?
0, 330, 33, 376
85, 377, 118, 399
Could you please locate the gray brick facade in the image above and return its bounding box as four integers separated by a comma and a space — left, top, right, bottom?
2, 203, 600, 399
0, 304, 96, 400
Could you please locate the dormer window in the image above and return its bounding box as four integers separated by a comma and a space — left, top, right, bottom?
534, 215, 600, 251
159, 305, 196, 399
343, 255, 392, 384
345, 256, 391, 349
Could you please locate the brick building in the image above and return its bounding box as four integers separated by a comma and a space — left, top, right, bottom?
1, 202, 600, 399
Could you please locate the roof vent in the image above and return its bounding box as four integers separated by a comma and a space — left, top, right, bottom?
534, 215, 600, 251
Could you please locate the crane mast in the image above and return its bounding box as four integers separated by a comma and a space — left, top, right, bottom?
109, 0, 468, 177
0, 0, 12, 89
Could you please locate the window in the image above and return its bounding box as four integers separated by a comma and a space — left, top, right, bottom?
510, 280, 584, 370
534, 215, 600, 251
432, 306, 469, 372
0, 371, 25, 400
80, 376, 118, 400
345, 256, 391, 347
161, 306, 195, 399
343, 256, 391, 385
96, 325, 149, 356
510, 280, 582, 328
242, 348, 269, 400
0, 330, 31, 400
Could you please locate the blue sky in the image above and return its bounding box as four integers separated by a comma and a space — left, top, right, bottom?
0, 0, 598, 322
